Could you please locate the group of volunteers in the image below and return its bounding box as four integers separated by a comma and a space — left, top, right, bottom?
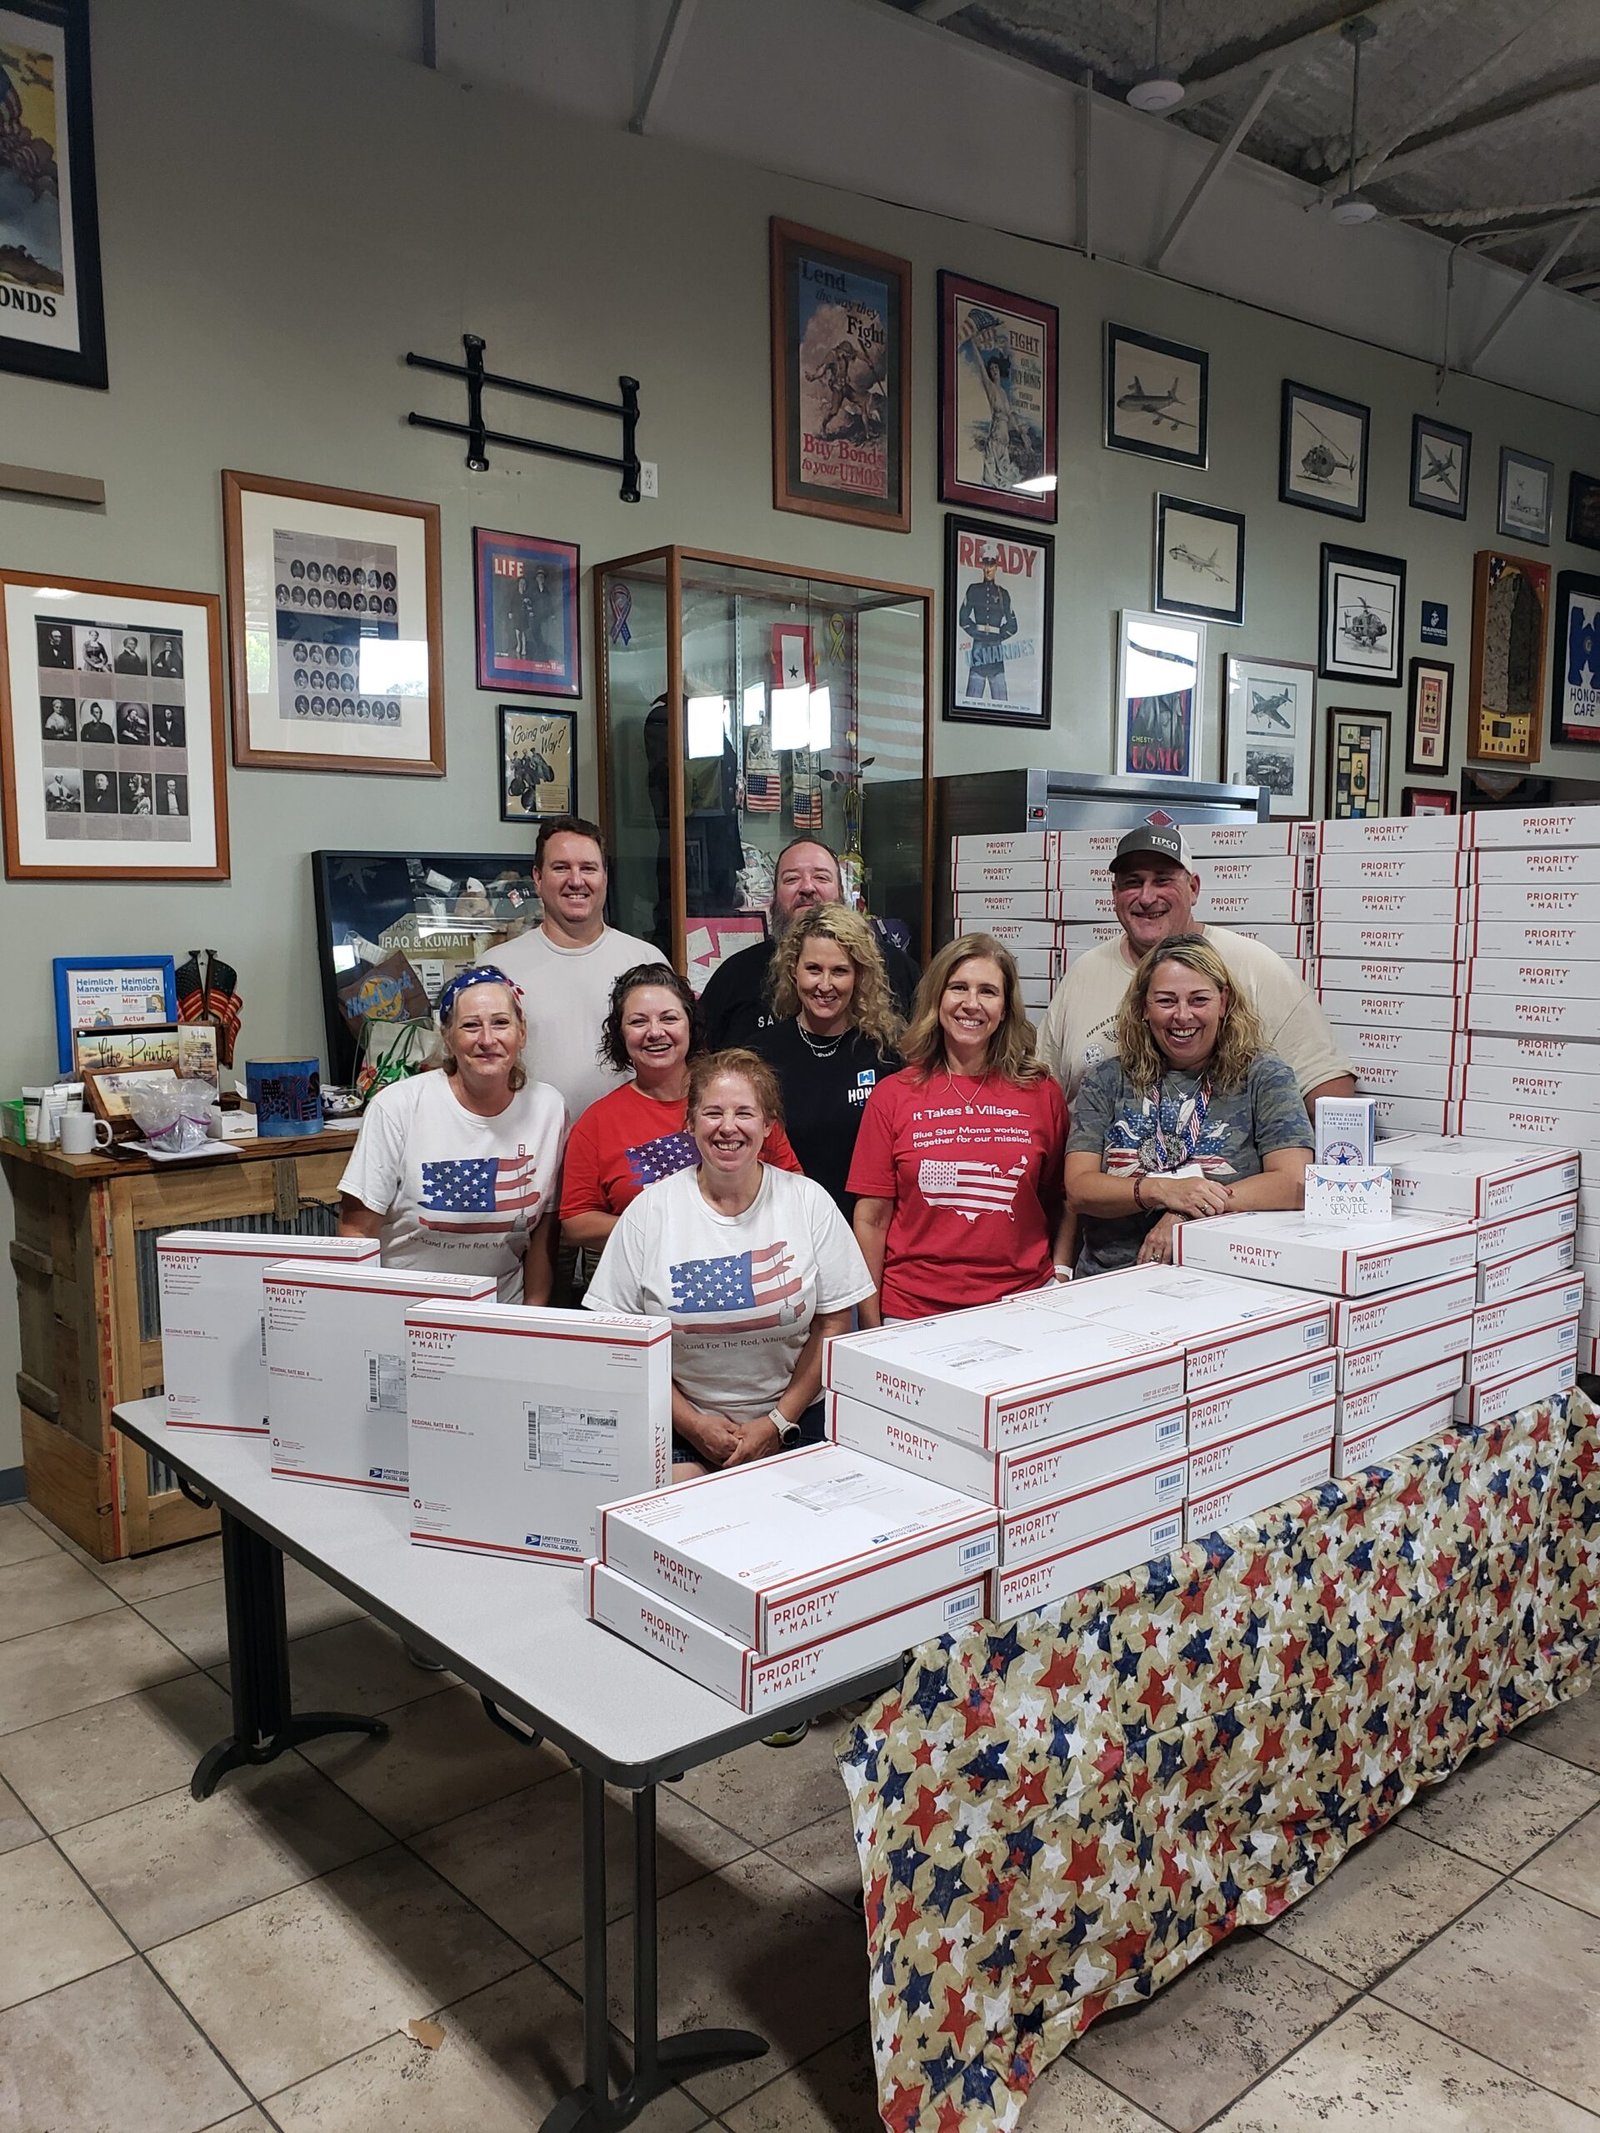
339, 815, 1355, 1482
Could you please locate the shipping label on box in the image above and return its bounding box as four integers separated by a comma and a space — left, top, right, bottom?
1185, 822, 1300, 856
1314, 885, 1475, 926
1026, 1261, 1334, 1390
1467, 805, 1600, 849
1475, 846, 1600, 884
987, 1509, 1184, 1624
1339, 1352, 1467, 1437
1454, 1351, 1577, 1427
1185, 1440, 1334, 1539
588, 1561, 985, 1714
1173, 1210, 1478, 1296
953, 859, 1054, 893
1462, 1062, 1600, 1112
1313, 956, 1464, 997
1339, 1311, 1473, 1391
1474, 1269, 1585, 1349
1305, 1165, 1394, 1221
1476, 1196, 1577, 1265
598, 1442, 998, 1651
1469, 1314, 1580, 1386
1315, 921, 1468, 960
1476, 1232, 1577, 1302
1187, 1352, 1339, 1444
1335, 1391, 1456, 1477
265, 1263, 496, 1491
407, 1300, 672, 1564
1332, 1266, 1478, 1349
158, 1231, 381, 1434
998, 1455, 1187, 1567
1315, 850, 1475, 890
1188, 1401, 1334, 1497
1321, 988, 1466, 1033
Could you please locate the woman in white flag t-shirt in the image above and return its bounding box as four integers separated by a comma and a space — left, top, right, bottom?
338, 964, 567, 1302
584, 1047, 874, 1476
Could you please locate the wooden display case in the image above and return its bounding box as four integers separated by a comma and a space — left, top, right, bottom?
3, 1130, 357, 1560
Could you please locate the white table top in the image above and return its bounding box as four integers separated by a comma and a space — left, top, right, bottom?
115, 1399, 895, 1787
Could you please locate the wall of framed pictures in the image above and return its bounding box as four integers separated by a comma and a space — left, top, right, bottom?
0, 0, 1597, 1468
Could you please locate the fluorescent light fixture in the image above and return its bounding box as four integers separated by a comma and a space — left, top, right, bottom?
770, 683, 810, 750
742, 680, 766, 726
809, 686, 831, 751
686, 693, 727, 759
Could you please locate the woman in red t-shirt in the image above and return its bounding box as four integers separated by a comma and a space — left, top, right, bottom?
847, 934, 1069, 1322
560, 963, 799, 1254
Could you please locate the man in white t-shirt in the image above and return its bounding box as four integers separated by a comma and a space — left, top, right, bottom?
489, 817, 658, 1124
1038, 823, 1354, 1114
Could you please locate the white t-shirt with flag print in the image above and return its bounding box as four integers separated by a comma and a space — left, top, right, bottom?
583, 1163, 874, 1423
339, 1068, 568, 1300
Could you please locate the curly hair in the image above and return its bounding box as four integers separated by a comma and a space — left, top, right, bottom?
597, 963, 701, 1074
899, 935, 1045, 1085
1115, 933, 1265, 1093
435, 973, 528, 1093
686, 1047, 784, 1127
767, 903, 903, 1054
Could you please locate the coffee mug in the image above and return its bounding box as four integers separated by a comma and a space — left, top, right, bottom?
59, 1112, 114, 1156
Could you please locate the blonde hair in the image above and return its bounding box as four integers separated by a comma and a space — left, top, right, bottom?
900, 934, 1045, 1085
1115, 933, 1264, 1093
768, 903, 903, 1054
686, 1047, 784, 1126
435, 979, 528, 1092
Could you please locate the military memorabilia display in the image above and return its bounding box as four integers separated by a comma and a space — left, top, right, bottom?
937, 271, 1057, 523
1467, 548, 1550, 766
1409, 414, 1470, 519
1318, 543, 1405, 686
1102, 322, 1208, 469
1420, 600, 1448, 645
769, 218, 911, 532
1115, 610, 1207, 781
1223, 655, 1315, 817
1153, 495, 1244, 627
473, 528, 580, 696
1325, 708, 1391, 819
1402, 786, 1455, 816
222, 470, 444, 775
0, 0, 106, 391
1, 569, 228, 881
1567, 470, 1600, 552
497, 705, 576, 821
51, 952, 175, 1072
1497, 446, 1554, 547
1550, 570, 1600, 749
942, 515, 1053, 730
1404, 656, 1454, 775
1280, 380, 1369, 520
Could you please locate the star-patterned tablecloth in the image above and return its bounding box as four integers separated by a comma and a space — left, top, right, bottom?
839, 1388, 1599, 2133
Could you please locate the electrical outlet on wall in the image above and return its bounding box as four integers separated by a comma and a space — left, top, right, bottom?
639, 460, 659, 498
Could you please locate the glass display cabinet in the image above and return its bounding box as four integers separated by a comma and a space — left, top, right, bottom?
593, 547, 932, 983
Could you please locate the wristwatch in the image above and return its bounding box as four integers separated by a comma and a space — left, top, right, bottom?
769, 1408, 802, 1446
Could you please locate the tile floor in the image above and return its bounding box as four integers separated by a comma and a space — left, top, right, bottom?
1, 1494, 1597, 2132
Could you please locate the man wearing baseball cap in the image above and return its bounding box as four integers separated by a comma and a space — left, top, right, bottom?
1038, 823, 1354, 1114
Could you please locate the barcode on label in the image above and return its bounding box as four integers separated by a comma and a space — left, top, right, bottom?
525, 1401, 622, 1477
366, 1350, 405, 1414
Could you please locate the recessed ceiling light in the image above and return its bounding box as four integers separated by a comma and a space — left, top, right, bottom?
1330, 191, 1378, 224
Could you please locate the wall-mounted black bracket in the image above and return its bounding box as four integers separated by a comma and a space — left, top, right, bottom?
406, 334, 641, 500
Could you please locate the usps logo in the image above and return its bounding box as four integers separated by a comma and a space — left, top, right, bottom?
420, 1148, 544, 1233
669, 1240, 803, 1329
917, 1157, 1027, 1221
624, 1129, 699, 1191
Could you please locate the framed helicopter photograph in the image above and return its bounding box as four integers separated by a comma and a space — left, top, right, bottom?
1102, 323, 1209, 469
1280, 381, 1369, 520
1410, 415, 1470, 520
1153, 495, 1244, 626
1318, 543, 1405, 687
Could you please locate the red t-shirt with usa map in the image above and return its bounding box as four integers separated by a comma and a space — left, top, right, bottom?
846, 1068, 1067, 1319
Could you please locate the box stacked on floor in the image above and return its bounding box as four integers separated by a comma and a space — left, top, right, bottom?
950, 830, 1065, 1014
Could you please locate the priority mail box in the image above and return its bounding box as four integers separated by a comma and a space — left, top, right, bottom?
998, 1455, 1187, 1567
1335, 1391, 1456, 1478
1462, 1063, 1600, 1111
1060, 922, 1122, 954
1341, 1025, 1461, 1069
1368, 1095, 1455, 1137
1467, 883, 1600, 926
826, 1391, 1186, 1512
1465, 992, 1600, 1039
1476, 1196, 1578, 1265
1457, 1098, 1593, 1147
1315, 922, 1468, 961
1028, 1261, 1335, 1390
407, 1301, 672, 1563
1461, 1033, 1600, 1074
1054, 889, 1117, 924
1454, 1353, 1577, 1428
1185, 822, 1300, 856
1219, 922, 1309, 956
953, 889, 1057, 922
1185, 1440, 1333, 1539
588, 1561, 985, 1713
1006, 948, 1058, 982
1466, 804, 1600, 849
1313, 957, 1464, 997
1473, 1269, 1586, 1349
1348, 1057, 1450, 1097
1468, 1314, 1580, 1386
1201, 892, 1295, 928
1313, 886, 1475, 926
1332, 1266, 1478, 1349
953, 831, 1058, 868
1320, 988, 1467, 1033
1476, 1234, 1577, 1302
1303, 816, 1463, 853
265, 1263, 496, 1491
159, 1231, 380, 1434
1466, 959, 1600, 1002
987, 1510, 1184, 1624
1315, 850, 1475, 890
1338, 1352, 1467, 1439
1339, 1311, 1473, 1391
1188, 1402, 1335, 1497
1200, 856, 1300, 892
968, 918, 1063, 952
1055, 828, 1122, 861
1173, 1211, 1478, 1296
1186, 1352, 1339, 1445
1475, 846, 1600, 884
1019, 979, 1052, 1013
954, 859, 1054, 893
823, 1297, 1185, 1449
597, 1443, 998, 1652
1469, 922, 1589, 960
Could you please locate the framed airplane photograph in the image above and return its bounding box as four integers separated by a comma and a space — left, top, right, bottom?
1498, 447, 1554, 547
1102, 323, 1208, 469
1281, 381, 1369, 520
1223, 655, 1315, 818
1318, 544, 1405, 686
1410, 415, 1470, 519
1153, 495, 1244, 627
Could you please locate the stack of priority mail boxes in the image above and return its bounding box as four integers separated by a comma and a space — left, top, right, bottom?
1048, 820, 1310, 971
822, 1267, 1339, 1620
949, 831, 1065, 1018
1298, 814, 1471, 1139
587, 1445, 997, 1711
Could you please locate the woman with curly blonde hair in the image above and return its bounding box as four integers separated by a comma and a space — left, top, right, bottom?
753, 903, 903, 1214
847, 934, 1069, 1322
1064, 932, 1313, 1275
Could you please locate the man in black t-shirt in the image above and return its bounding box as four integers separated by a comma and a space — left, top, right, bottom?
699, 837, 920, 1048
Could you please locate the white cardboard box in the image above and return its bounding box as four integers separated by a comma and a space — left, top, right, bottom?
1054, 889, 1117, 923
265, 1263, 497, 1491
1369, 1095, 1457, 1138
953, 890, 1058, 922
1316, 1095, 1377, 1164
1302, 817, 1463, 853
1321, 989, 1467, 1033
1466, 805, 1600, 849
826, 1390, 1186, 1511
967, 918, 1063, 952
1454, 1352, 1577, 1427
1461, 1033, 1600, 1073
1469, 922, 1591, 960
1197, 856, 1300, 891
1019, 979, 1053, 1012
1468, 883, 1600, 925
1338, 1352, 1467, 1438
1315, 850, 1475, 889
953, 859, 1054, 893
1185, 1441, 1334, 1538
1314, 886, 1475, 926
997, 1455, 1187, 1567
1027, 1261, 1336, 1390
1059, 922, 1123, 954
158, 1231, 380, 1435
1350, 1060, 1451, 1099
587, 1560, 985, 1713
1313, 956, 1464, 997
1462, 1063, 1600, 1111
1339, 1310, 1474, 1391
953, 831, 1057, 869
407, 1300, 673, 1564
987, 1509, 1184, 1624
1475, 847, 1600, 884
1464, 992, 1600, 1038
1342, 1025, 1461, 1069
1219, 922, 1309, 956
1334, 1390, 1457, 1477
1187, 1352, 1339, 1444
1187, 1402, 1336, 1497
1466, 957, 1600, 1000
596, 1442, 998, 1651
1476, 1233, 1578, 1303
1457, 1098, 1594, 1147
1332, 1266, 1479, 1349
1474, 1269, 1586, 1349
1006, 948, 1058, 982
1383, 1135, 1581, 1220
1314, 922, 1468, 961
1173, 1211, 1478, 1296
1468, 1315, 1580, 1386
1476, 1196, 1578, 1265
1185, 822, 1300, 856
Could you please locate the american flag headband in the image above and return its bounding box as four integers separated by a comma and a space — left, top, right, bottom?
437, 965, 524, 1023
1151, 1076, 1211, 1171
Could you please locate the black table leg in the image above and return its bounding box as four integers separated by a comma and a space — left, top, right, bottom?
540, 1767, 766, 2132
190, 1509, 386, 1799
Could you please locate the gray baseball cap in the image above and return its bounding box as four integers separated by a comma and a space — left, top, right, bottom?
1109, 823, 1195, 872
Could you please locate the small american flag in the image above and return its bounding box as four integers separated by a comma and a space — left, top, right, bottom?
746, 770, 780, 812
669, 1238, 802, 1328
917, 1157, 1026, 1222
419, 1149, 544, 1233
625, 1130, 699, 1190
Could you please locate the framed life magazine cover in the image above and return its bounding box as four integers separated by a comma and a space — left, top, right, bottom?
1, 569, 228, 881
0, 0, 107, 390
474, 528, 580, 696
938, 271, 1057, 522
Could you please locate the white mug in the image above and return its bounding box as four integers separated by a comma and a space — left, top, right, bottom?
59, 1111, 114, 1156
